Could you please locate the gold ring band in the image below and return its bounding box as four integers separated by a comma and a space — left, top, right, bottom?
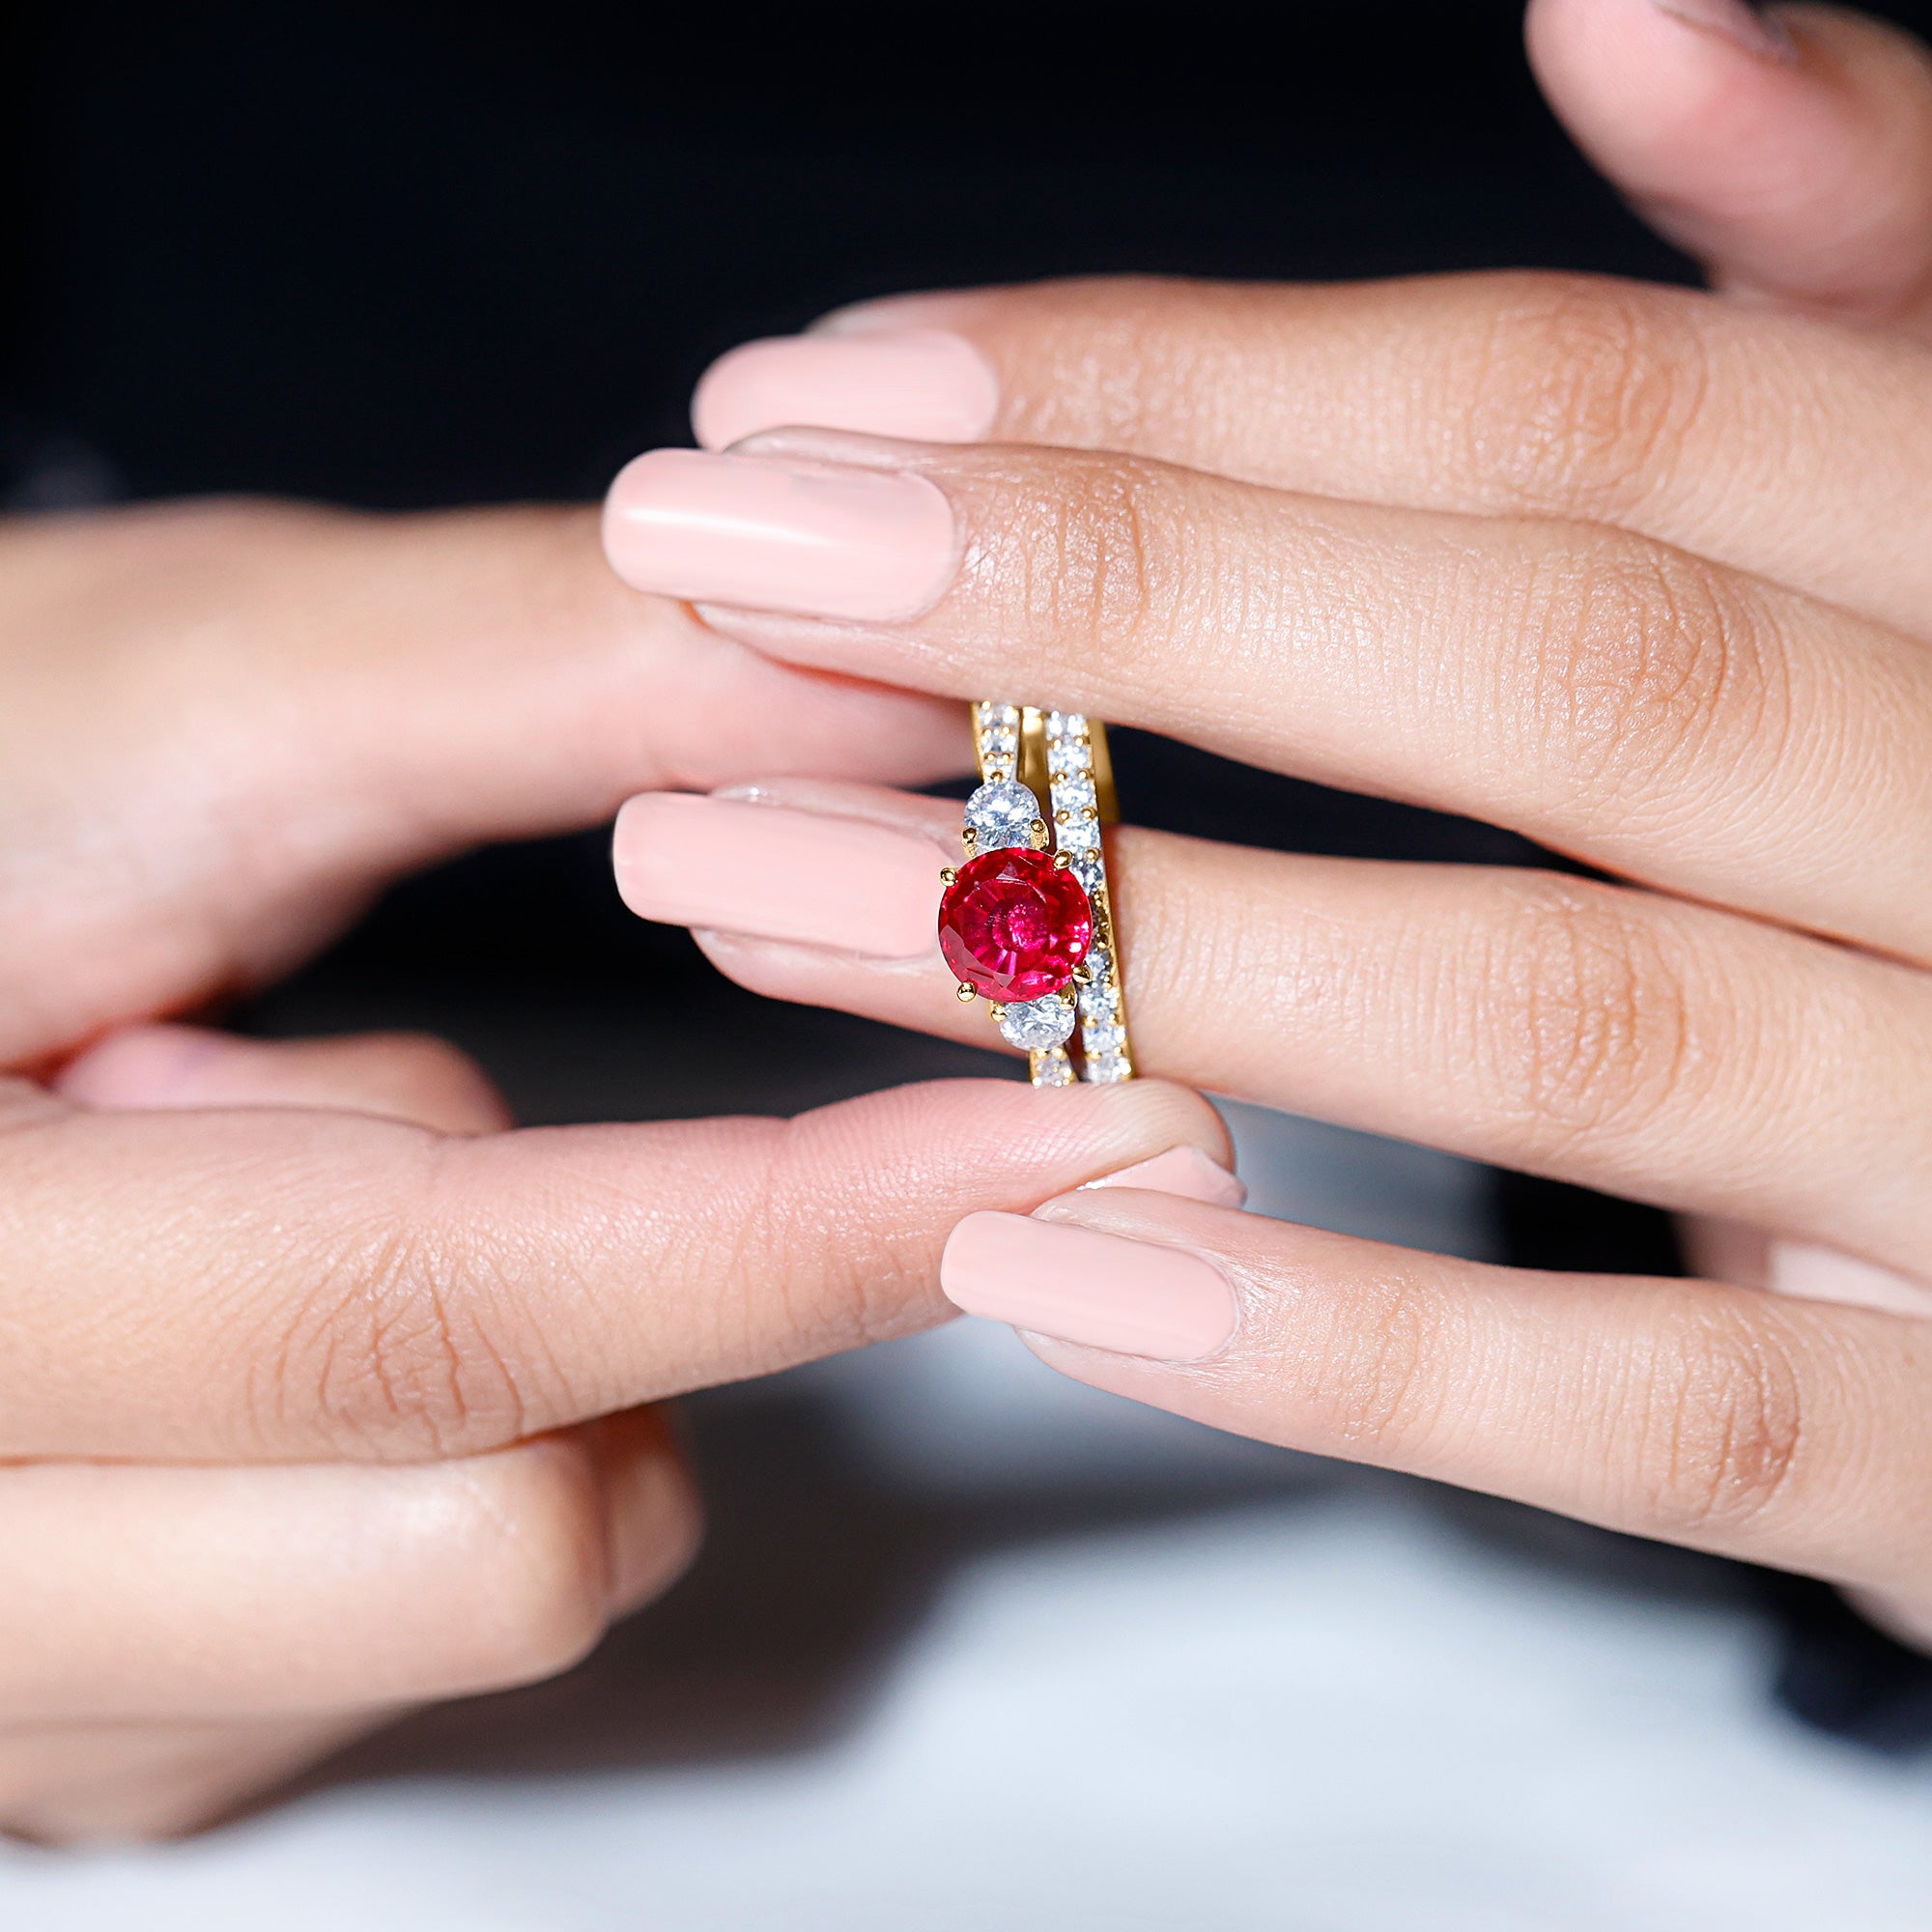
936, 701, 1135, 1089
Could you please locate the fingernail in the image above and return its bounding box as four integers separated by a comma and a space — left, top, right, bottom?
1651, 0, 1797, 62
940, 1210, 1237, 1361
1080, 1146, 1247, 1208
693, 329, 1000, 451
602, 447, 956, 620
612, 792, 947, 957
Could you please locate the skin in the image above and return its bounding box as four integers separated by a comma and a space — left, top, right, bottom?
0, 502, 1227, 1840
647, 2, 1932, 1648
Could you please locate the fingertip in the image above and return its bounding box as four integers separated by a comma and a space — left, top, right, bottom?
1529, 0, 1932, 327
55, 1024, 512, 1135
691, 329, 999, 449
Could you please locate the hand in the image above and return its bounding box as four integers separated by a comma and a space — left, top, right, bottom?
598, 3, 1932, 1644
0, 500, 1226, 1839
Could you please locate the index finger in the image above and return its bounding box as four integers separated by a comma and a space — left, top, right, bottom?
692, 270, 1932, 642
0, 1073, 1226, 1461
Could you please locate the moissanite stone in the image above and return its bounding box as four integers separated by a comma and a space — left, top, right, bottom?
938, 847, 1094, 1002
963, 779, 1041, 852
999, 992, 1076, 1050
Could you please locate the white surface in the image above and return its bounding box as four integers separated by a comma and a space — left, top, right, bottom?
8, 1490, 1932, 1931
7, 1109, 1931, 1926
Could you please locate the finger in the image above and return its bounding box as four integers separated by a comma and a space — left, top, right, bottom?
689, 272, 1932, 642
623, 783, 1932, 1282
0, 502, 967, 1066
607, 436, 1932, 964
937, 1187, 1932, 1597
55, 1024, 513, 1135
1529, 0, 1932, 337
0, 1069, 1226, 1458
0, 1423, 696, 1722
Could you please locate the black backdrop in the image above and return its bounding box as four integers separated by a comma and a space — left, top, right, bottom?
11, 0, 1932, 1761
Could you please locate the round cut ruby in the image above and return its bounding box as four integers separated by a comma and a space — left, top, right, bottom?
938, 847, 1094, 1003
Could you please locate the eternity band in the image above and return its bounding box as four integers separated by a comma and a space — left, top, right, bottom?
935, 702, 1135, 1088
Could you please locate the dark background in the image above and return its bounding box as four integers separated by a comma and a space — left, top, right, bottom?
10, 0, 1932, 1776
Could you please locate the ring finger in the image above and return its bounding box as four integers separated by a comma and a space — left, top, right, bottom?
615, 781, 1932, 1286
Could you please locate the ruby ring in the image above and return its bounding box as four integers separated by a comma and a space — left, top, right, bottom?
937, 702, 1134, 1088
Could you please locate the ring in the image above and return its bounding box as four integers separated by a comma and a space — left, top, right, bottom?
936, 702, 1135, 1088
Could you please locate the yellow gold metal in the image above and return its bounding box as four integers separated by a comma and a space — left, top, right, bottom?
1018, 707, 1050, 804
955, 982, 977, 1003
1087, 719, 1121, 822
988, 1003, 1007, 1021
1053, 852, 1072, 870
939, 866, 957, 885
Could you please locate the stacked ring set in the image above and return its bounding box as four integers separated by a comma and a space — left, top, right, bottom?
936, 703, 1135, 1088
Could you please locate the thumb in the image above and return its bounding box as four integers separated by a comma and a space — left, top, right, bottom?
1527, 0, 1932, 337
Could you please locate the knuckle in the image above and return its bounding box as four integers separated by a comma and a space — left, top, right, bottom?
965, 453, 1191, 671
1483, 880, 1709, 1149
1294, 1264, 1442, 1453
433, 1441, 612, 1691
1519, 539, 1787, 807
251, 1179, 536, 1460
1634, 1302, 1809, 1539
1465, 274, 1713, 518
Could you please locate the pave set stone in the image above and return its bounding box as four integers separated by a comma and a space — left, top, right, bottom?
1044, 712, 1132, 1082
942, 702, 1132, 1086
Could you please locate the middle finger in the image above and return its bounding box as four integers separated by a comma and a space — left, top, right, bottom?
606, 432, 1932, 965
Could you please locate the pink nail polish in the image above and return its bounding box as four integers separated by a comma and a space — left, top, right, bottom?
941, 1211, 1238, 1361
612, 792, 947, 957
602, 448, 956, 620
1651, 0, 1797, 62
1079, 1146, 1247, 1208
693, 329, 1000, 451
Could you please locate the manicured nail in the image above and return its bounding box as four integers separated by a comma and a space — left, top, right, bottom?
1652, 0, 1797, 61
693, 329, 1000, 451
603, 448, 957, 620
1080, 1146, 1247, 1208
613, 792, 946, 957
941, 1211, 1237, 1361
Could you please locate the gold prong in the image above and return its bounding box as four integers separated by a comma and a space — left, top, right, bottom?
962, 827, 978, 848
1054, 809, 1069, 824
1081, 805, 1098, 822
1053, 851, 1072, 870
988, 1004, 1007, 1021
955, 983, 978, 1003
1030, 817, 1049, 846
1072, 962, 1094, 984
939, 867, 957, 885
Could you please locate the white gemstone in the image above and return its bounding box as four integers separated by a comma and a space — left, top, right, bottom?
978, 702, 1019, 728
1086, 1053, 1132, 1084
1002, 994, 1077, 1050
1052, 775, 1097, 814
1056, 817, 1099, 850
964, 779, 1040, 851
980, 724, 1018, 764
1083, 1021, 1126, 1057
1070, 848, 1105, 890
1078, 981, 1118, 1020
1032, 1046, 1076, 1087
1045, 711, 1087, 741
1086, 946, 1112, 982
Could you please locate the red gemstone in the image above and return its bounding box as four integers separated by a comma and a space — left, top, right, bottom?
938, 847, 1094, 1003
